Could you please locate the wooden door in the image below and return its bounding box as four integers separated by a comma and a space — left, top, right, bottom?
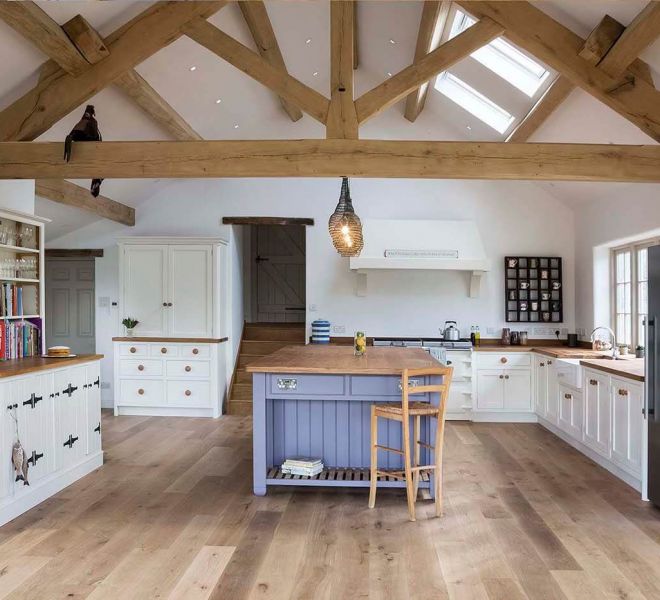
168, 245, 212, 337
122, 245, 167, 337
476, 370, 504, 409
534, 355, 547, 417
45, 258, 95, 354
254, 225, 305, 322
503, 370, 531, 410
584, 371, 610, 457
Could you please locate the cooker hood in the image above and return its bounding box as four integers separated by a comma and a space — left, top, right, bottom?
349, 219, 490, 297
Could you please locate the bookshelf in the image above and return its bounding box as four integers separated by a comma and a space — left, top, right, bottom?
0, 208, 49, 359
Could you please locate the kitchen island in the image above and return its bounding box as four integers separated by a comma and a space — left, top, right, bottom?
247, 345, 444, 496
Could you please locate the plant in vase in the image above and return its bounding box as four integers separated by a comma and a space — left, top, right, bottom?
354, 331, 366, 356
122, 317, 139, 337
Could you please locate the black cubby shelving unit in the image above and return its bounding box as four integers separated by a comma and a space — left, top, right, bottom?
504, 256, 563, 323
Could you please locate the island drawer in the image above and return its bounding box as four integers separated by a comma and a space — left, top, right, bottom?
350, 375, 430, 397
267, 374, 345, 397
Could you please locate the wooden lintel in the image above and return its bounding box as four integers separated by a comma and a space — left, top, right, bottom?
222, 217, 315, 226
2, 140, 658, 183
45, 249, 104, 258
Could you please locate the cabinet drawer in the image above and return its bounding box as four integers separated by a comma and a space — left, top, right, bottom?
166, 360, 210, 378
268, 374, 344, 397
350, 375, 428, 397
119, 343, 148, 357
478, 353, 530, 368
119, 359, 163, 377
118, 379, 163, 406
150, 344, 179, 357
180, 344, 210, 359
167, 381, 211, 407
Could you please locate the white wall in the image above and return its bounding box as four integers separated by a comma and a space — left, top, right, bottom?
573, 184, 660, 338
0, 180, 35, 214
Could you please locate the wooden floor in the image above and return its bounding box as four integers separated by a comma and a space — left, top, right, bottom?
2, 413, 660, 600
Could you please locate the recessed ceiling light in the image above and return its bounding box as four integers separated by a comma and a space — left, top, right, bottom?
387, 72, 393, 77
313, 71, 319, 77
305, 38, 312, 44
466, 125, 472, 130
233, 124, 239, 129
389, 39, 396, 45
215, 99, 222, 104
189, 66, 197, 72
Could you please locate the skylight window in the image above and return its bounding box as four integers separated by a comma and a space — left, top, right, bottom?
434, 73, 514, 134
449, 11, 551, 97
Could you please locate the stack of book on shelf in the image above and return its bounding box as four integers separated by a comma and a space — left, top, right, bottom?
0, 318, 41, 360
1, 282, 24, 317
281, 457, 324, 477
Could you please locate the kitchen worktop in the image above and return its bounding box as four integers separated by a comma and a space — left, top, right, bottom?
112, 337, 228, 343
579, 358, 645, 382
0, 354, 104, 379
474, 345, 611, 359
246, 345, 441, 375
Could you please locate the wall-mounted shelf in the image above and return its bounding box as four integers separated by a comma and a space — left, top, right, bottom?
504, 256, 563, 323
0, 243, 40, 254
0, 315, 40, 320
0, 277, 39, 283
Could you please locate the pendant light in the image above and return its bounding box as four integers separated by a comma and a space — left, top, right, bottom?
328, 176, 364, 257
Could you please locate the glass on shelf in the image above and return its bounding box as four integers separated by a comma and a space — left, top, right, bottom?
0, 256, 38, 279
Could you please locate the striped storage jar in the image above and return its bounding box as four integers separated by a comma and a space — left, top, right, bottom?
311, 320, 331, 344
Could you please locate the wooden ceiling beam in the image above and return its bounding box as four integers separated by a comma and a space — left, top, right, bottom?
238, 1, 303, 122
0, 1, 226, 142
0, 1, 89, 76
184, 18, 329, 124
326, 1, 358, 139
61, 14, 110, 64
355, 17, 503, 124
3, 140, 658, 183
404, 1, 452, 123
35, 179, 135, 226
353, 1, 359, 69
456, 1, 660, 142
598, 2, 660, 78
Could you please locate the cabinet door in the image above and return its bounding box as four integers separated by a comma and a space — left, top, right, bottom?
503, 370, 532, 410
0, 382, 15, 499
558, 385, 582, 440
583, 371, 610, 457
545, 360, 559, 424
18, 374, 54, 485
86, 362, 102, 456
476, 370, 504, 409
123, 245, 168, 336
54, 366, 87, 470
611, 378, 643, 476
534, 355, 548, 417
168, 245, 212, 337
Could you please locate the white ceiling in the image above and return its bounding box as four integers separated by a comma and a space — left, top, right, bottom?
0, 1, 658, 240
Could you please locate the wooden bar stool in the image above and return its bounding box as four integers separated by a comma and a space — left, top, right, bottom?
368, 366, 453, 521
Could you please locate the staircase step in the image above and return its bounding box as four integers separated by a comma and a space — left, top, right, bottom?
231, 383, 253, 401
241, 340, 300, 355
235, 369, 252, 384
227, 400, 253, 416
238, 354, 262, 369
244, 323, 306, 342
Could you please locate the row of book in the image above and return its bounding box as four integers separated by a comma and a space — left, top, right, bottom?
1, 282, 24, 317
0, 319, 41, 360
281, 457, 324, 477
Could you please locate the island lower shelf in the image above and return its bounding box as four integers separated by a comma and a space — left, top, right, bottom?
266, 466, 431, 488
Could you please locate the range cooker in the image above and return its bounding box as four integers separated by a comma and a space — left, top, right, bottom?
373, 337, 472, 365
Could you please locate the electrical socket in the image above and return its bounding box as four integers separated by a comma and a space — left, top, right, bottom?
333, 325, 346, 334
486, 327, 496, 335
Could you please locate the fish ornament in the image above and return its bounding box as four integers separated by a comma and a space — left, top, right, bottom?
12, 441, 29, 486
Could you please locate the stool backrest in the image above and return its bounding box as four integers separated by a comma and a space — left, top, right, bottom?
401, 366, 453, 418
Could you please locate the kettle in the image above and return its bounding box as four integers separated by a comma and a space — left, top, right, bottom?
442, 321, 460, 341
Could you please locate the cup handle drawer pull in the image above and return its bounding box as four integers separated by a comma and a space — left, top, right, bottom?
185, 366, 192, 372
589, 379, 598, 386
618, 389, 629, 396
130, 347, 136, 353
138, 388, 145, 395
277, 378, 298, 390
185, 390, 192, 397
138, 364, 145, 371
398, 379, 421, 391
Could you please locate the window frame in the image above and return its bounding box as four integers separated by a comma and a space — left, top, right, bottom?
611, 237, 660, 349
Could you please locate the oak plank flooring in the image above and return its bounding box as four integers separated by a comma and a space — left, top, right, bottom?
2, 415, 660, 598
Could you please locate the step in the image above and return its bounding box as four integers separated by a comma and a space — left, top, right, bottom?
238, 354, 263, 369
226, 400, 253, 417
231, 383, 253, 401
241, 340, 300, 355
235, 369, 252, 384
244, 324, 306, 342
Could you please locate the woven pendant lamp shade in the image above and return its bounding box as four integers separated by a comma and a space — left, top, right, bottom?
328, 177, 364, 257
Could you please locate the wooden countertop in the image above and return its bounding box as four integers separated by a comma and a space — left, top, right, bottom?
112, 337, 228, 343
0, 354, 104, 379
246, 345, 441, 375
475, 346, 610, 359
579, 358, 645, 382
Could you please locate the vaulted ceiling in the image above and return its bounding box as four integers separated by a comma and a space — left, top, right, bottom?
0, 1, 657, 239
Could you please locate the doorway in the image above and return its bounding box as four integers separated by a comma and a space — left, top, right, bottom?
45, 257, 96, 354
250, 224, 306, 323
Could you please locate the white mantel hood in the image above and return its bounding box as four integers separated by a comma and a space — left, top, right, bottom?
348, 219, 490, 297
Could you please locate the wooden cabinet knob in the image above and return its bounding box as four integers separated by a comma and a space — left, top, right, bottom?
192, 348, 199, 355
618, 389, 629, 396
161, 347, 167, 354
162, 302, 167, 307
547, 360, 553, 365
185, 365, 192, 372
564, 393, 572, 400
499, 374, 504, 379
138, 388, 144, 395
589, 379, 598, 386
130, 347, 136, 353
185, 389, 191, 396
504, 375, 509, 379
138, 364, 144, 371
539, 362, 545, 367
500, 357, 508, 364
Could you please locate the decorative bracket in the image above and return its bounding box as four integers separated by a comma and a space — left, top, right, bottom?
469, 270, 486, 299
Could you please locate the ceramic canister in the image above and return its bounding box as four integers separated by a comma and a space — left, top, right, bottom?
311, 319, 331, 344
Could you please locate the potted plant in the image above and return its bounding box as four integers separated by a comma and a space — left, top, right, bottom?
122, 317, 139, 337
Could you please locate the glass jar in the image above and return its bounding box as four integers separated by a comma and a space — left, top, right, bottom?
354, 331, 366, 356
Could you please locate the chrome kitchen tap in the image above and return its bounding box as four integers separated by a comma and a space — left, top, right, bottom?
590, 326, 618, 359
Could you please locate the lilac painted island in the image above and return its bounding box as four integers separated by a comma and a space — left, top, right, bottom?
246, 345, 444, 496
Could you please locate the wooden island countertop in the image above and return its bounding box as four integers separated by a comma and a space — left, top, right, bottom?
0, 354, 104, 379
246, 345, 441, 375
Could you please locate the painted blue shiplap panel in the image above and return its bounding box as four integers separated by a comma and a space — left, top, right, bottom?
310, 400, 324, 460
266, 398, 273, 467
297, 399, 311, 458
283, 399, 298, 459
322, 400, 337, 466
335, 400, 350, 467
348, 400, 363, 467
271, 398, 285, 467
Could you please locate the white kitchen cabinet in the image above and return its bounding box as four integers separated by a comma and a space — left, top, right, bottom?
583, 369, 611, 457
86, 362, 102, 456
54, 366, 88, 471
120, 240, 221, 339
546, 359, 559, 424
476, 367, 531, 412
557, 383, 583, 440
0, 381, 14, 501
476, 370, 504, 409
534, 354, 548, 418
610, 376, 643, 477
504, 370, 532, 410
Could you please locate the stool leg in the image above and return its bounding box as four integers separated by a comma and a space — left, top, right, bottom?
413, 415, 420, 501
402, 415, 416, 522
434, 413, 445, 517
368, 406, 378, 509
